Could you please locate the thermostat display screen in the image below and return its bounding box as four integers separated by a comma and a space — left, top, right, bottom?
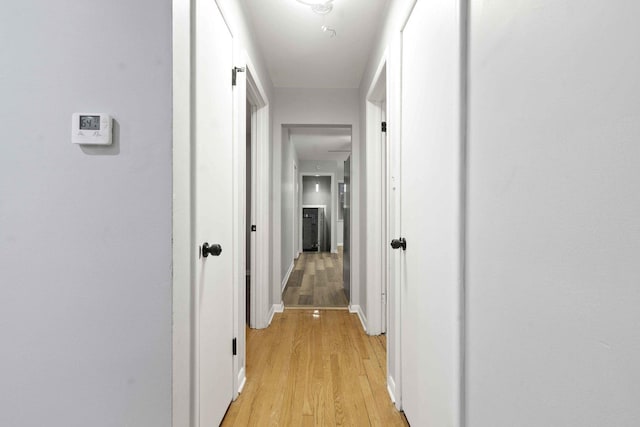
79, 115, 100, 130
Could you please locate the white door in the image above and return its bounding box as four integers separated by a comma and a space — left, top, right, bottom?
194, 0, 234, 425
400, 0, 462, 426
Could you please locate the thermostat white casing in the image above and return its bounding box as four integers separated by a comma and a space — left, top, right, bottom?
71, 113, 112, 145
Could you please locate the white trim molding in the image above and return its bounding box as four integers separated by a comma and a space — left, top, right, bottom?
281, 260, 295, 292
237, 367, 246, 394
267, 303, 285, 326
387, 375, 397, 404
349, 304, 367, 333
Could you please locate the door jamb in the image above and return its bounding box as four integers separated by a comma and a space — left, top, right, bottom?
365, 53, 388, 337
239, 53, 271, 334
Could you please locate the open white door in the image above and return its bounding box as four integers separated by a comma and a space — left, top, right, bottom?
399, 0, 463, 426
194, 0, 234, 425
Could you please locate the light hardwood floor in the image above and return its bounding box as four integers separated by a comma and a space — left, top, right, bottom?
283, 251, 348, 308
221, 310, 408, 426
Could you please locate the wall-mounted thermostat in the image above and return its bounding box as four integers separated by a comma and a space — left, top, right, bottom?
71, 113, 112, 145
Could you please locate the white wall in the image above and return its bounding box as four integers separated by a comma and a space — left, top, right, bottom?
273, 88, 361, 308
0, 1, 172, 426
467, 1, 640, 425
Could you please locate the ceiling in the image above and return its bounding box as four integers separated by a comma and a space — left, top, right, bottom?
242, 0, 389, 88
288, 126, 351, 161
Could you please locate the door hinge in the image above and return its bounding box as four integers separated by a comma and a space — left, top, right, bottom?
381, 121, 387, 132
232, 66, 246, 86
232, 337, 237, 356
251, 225, 256, 232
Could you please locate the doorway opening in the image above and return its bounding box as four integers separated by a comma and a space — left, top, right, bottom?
302, 206, 326, 252
301, 174, 332, 252
280, 125, 352, 308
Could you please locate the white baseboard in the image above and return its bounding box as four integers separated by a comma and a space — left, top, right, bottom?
387, 375, 398, 407
267, 302, 284, 325
349, 304, 367, 333
281, 260, 295, 292
237, 367, 246, 395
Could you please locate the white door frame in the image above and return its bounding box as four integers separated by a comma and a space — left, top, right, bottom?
299, 172, 337, 254
171, 0, 195, 424
239, 53, 271, 334
365, 53, 388, 337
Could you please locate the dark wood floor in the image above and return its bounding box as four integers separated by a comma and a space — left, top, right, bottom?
282, 250, 348, 308
221, 310, 408, 426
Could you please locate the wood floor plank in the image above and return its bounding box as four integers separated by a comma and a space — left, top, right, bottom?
222, 310, 407, 426
283, 251, 347, 308
300, 274, 314, 294
359, 375, 383, 426
304, 260, 316, 276
315, 269, 328, 287
324, 256, 334, 269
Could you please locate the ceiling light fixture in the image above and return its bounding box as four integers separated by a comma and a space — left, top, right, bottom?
296, 0, 334, 15
296, 0, 337, 37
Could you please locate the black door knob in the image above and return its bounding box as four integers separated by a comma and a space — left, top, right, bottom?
390, 238, 406, 251
202, 242, 222, 257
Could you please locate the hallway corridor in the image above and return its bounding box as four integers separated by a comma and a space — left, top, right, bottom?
221, 310, 407, 426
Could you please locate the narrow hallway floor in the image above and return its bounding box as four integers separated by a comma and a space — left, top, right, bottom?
282, 251, 348, 308
221, 310, 408, 426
